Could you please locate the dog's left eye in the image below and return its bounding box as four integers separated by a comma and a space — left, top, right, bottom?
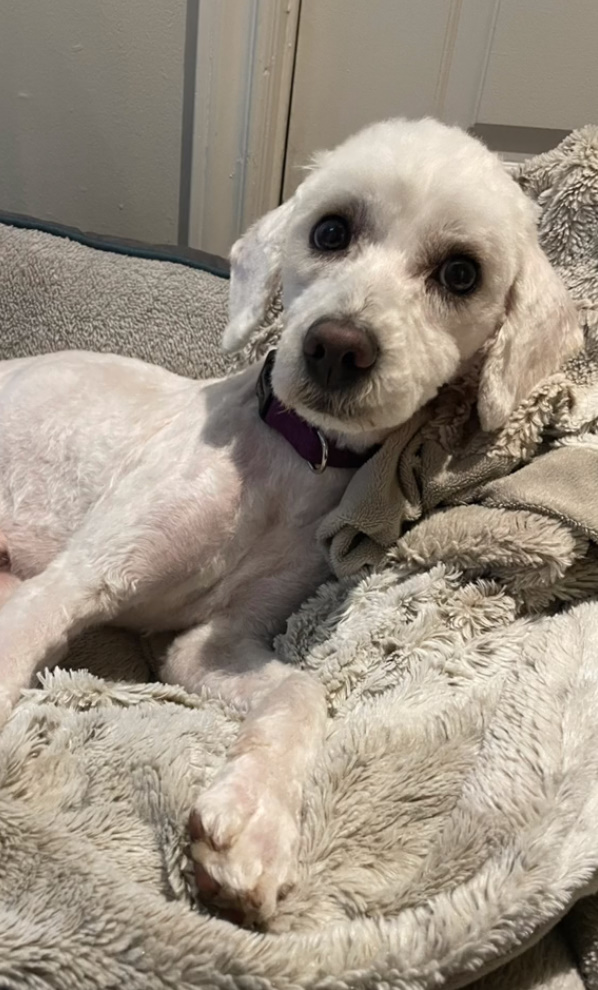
436, 255, 480, 295
310, 215, 352, 252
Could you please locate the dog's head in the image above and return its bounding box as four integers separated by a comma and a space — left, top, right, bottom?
223, 118, 581, 437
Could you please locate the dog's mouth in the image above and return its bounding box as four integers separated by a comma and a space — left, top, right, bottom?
290, 376, 375, 431
281, 359, 429, 437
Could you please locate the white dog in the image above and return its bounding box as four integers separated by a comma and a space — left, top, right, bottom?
0, 118, 581, 922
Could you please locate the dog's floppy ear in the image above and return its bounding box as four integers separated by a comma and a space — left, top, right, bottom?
478, 242, 582, 431
222, 197, 296, 354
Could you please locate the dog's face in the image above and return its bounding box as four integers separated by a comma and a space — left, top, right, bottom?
225, 119, 581, 437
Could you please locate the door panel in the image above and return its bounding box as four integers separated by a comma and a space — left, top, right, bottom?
283, 0, 598, 196
478, 0, 598, 130
283, 0, 456, 196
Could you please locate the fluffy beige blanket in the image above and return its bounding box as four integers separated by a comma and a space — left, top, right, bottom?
2, 128, 598, 989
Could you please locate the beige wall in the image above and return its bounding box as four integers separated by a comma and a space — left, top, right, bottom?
1, 1, 596, 251
0, 1, 185, 243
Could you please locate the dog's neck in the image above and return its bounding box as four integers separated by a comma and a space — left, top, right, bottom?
256, 351, 380, 472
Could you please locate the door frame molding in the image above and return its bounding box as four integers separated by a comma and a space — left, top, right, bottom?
434, 0, 503, 127
187, 0, 301, 258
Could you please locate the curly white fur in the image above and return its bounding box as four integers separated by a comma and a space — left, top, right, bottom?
226, 117, 580, 434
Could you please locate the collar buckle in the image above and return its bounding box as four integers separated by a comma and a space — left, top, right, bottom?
309, 430, 329, 473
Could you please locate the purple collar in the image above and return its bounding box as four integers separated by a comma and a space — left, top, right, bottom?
256, 351, 378, 472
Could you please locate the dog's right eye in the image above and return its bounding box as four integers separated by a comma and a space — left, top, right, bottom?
436, 255, 480, 295
310, 216, 352, 252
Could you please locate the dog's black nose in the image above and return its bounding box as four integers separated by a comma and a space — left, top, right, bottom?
303, 320, 378, 390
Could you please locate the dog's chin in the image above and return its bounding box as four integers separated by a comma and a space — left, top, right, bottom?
272, 375, 414, 439
272, 376, 361, 432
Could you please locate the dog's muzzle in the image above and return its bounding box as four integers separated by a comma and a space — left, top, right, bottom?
302, 319, 378, 391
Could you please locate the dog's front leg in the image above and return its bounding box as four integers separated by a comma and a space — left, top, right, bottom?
164, 627, 327, 924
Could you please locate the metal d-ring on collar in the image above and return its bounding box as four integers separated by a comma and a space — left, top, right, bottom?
309, 430, 329, 473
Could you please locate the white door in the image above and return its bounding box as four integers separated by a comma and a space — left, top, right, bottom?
282, 0, 598, 197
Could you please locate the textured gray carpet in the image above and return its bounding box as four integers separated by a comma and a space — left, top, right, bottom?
0, 221, 233, 379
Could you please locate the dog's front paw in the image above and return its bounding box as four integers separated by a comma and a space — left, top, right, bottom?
189, 763, 299, 925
